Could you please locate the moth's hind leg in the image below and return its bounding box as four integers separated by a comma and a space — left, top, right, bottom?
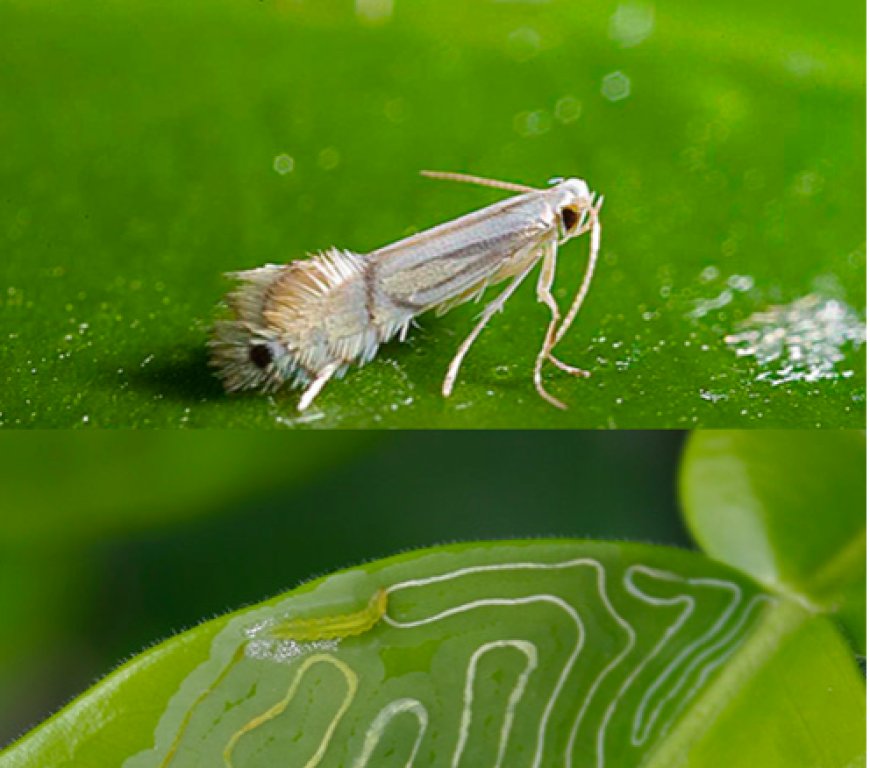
442, 264, 536, 398
297, 362, 340, 411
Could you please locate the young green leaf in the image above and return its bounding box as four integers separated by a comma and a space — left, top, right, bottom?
680, 430, 866, 652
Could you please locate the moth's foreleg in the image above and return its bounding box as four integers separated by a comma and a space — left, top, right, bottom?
552, 198, 602, 348
547, 354, 590, 377
533, 241, 569, 409
544, 200, 602, 382
441, 263, 537, 399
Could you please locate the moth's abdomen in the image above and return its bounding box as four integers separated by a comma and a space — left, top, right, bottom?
209, 248, 390, 393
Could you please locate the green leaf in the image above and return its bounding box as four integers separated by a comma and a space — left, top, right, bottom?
0, 0, 864, 428
2, 540, 863, 767
680, 430, 866, 652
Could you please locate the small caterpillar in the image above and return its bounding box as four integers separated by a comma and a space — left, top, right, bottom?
159, 588, 388, 767
266, 588, 389, 642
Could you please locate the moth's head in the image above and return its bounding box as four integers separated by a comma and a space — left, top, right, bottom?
551, 178, 597, 239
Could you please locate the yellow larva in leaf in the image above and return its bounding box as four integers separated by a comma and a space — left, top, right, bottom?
266, 587, 388, 642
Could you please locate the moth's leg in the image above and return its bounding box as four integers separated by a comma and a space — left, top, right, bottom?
533, 241, 569, 409
553, 201, 602, 348
442, 263, 537, 398
297, 361, 339, 411
538, 278, 590, 377
546, 327, 590, 376
547, 202, 603, 376
548, 355, 590, 377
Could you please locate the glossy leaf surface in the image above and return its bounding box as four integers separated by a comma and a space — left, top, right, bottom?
0, 0, 864, 428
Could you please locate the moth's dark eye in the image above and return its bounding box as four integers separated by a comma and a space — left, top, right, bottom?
560, 206, 580, 232
249, 343, 273, 369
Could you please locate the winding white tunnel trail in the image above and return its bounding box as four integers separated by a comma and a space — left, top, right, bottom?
156, 558, 770, 768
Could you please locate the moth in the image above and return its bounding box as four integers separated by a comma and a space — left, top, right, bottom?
209, 171, 603, 410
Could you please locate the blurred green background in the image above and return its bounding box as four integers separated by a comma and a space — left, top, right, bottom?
0, 430, 688, 748
0, 0, 864, 428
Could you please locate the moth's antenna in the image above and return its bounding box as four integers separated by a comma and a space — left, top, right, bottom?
420, 170, 537, 194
